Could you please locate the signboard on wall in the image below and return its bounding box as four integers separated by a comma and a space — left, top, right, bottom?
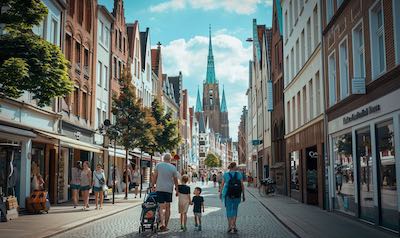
267, 80, 273, 111
352, 77, 366, 94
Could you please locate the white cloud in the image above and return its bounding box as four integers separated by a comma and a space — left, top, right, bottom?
161, 32, 251, 141
149, 0, 272, 15
149, 0, 186, 12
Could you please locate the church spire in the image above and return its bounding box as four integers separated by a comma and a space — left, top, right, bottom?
195, 86, 202, 112
221, 86, 227, 112
206, 25, 216, 84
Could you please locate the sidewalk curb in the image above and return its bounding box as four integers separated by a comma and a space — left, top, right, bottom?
42, 202, 142, 238
247, 188, 301, 238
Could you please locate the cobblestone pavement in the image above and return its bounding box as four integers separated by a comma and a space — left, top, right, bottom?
54, 183, 296, 238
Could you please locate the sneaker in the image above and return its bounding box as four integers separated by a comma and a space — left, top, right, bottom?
233, 228, 238, 233
183, 226, 187, 232
195, 223, 198, 227
181, 225, 184, 230
198, 226, 202, 231
227, 228, 232, 233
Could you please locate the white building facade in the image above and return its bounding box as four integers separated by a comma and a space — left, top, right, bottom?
94, 6, 113, 145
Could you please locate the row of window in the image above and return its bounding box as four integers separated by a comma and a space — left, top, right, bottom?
284, 0, 305, 41
284, 4, 320, 86
286, 71, 321, 133
97, 61, 109, 90
68, 0, 92, 33
328, 0, 400, 107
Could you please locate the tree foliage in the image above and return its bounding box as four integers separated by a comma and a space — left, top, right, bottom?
109, 70, 145, 151
150, 99, 181, 154
204, 153, 222, 168
0, 0, 73, 106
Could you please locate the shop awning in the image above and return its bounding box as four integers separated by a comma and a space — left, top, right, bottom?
108, 147, 131, 159
0, 125, 36, 138
36, 131, 103, 154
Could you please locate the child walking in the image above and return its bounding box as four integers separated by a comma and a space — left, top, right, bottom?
192, 187, 204, 231
177, 175, 191, 231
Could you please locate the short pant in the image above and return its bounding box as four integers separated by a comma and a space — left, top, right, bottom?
93, 186, 104, 192
70, 184, 80, 190
194, 212, 202, 218
80, 185, 91, 191
156, 191, 172, 203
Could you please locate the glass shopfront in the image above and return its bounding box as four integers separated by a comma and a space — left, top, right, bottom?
333, 132, 356, 215
376, 120, 397, 231
290, 151, 301, 191
356, 126, 374, 223
331, 114, 399, 232
0, 141, 21, 198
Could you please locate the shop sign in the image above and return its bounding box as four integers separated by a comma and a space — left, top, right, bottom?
342, 105, 380, 124
352, 77, 366, 94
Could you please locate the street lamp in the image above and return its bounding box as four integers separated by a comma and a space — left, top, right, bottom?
102, 119, 120, 205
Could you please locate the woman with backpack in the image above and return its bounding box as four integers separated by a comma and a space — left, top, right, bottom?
219, 162, 245, 234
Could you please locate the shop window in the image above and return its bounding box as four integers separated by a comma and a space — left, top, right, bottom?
333, 132, 355, 215
31, 147, 45, 191
356, 127, 373, 222
290, 151, 300, 191
376, 120, 397, 231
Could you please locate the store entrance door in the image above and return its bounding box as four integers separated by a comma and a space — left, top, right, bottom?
306, 146, 318, 205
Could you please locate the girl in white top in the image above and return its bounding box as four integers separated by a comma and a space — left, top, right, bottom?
92, 163, 106, 209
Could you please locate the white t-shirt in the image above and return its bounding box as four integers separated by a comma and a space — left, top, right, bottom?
155, 162, 177, 193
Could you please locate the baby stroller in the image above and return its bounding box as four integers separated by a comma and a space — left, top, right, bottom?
139, 189, 159, 234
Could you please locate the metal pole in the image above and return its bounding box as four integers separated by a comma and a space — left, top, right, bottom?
124, 149, 128, 200
112, 139, 116, 204
140, 151, 143, 198
149, 154, 153, 190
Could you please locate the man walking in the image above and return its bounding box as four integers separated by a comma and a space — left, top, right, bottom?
152, 153, 179, 232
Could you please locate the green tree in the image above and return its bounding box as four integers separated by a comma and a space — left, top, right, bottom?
108, 70, 145, 198
151, 99, 180, 153
0, 0, 73, 106
204, 153, 222, 168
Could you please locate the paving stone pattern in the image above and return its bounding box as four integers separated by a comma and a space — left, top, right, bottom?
54, 183, 296, 238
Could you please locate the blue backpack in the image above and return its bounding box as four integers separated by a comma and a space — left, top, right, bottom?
226, 172, 242, 198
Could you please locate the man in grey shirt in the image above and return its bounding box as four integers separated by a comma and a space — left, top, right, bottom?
152, 153, 178, 232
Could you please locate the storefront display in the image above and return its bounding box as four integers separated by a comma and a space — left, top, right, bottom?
290, 151, 300, 191
333, 132, 355, 215
376, 120, 397, 231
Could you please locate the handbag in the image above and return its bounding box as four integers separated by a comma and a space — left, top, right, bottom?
94, 172, 105, 186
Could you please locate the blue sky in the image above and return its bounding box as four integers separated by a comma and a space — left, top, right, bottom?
99, 0, 273, 140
